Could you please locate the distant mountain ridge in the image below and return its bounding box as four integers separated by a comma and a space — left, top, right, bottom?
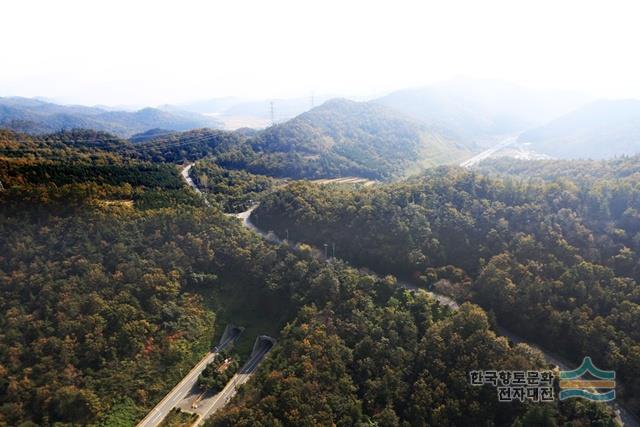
518, 99, 640, 159
374, 78, 589, 143
0, 97, 221, 137
0, 98, 472, 180
174, 95, 335, 130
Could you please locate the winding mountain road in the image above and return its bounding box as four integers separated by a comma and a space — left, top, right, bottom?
181, 164, 210, 206
181, 163, 639, 427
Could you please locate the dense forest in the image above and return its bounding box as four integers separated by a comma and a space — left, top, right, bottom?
253, 161, 640, 415
3, 157, 598, 426
198, 352, 239, 394
0, 144, 286, 425
1, 98, 472, 183
133, 100, 471, 180
0, 127, 627, 426
213, 99, 471, 180
476, 155, 640, 182
207, 271, 613, 426
190, 161, 278, 212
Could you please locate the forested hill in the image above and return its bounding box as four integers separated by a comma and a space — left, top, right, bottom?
0, 128, 238, 165
252, 159, 640, 416
0, 97, 221, 137
125, 99, 473, 180
0, 128, 618, 426
476, 155, 640, 181
214, 98, 472, 179
1, 98, 472, 181
518, 99, 640, 159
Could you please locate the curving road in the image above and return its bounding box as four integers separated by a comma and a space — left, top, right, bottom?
181, 164, 210, 206
181, 163, 639, 427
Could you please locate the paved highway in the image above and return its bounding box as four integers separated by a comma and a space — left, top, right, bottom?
229, 204, 262, 234
136, 330, 240, 427
460, 134, 518, 168
193, 341, 273, 425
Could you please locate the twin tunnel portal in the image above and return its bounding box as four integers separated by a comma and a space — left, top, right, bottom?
137, 325, 275, 427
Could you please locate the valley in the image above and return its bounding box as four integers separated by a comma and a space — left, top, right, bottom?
164, 156, 640, 426
2, 83, 640, 427
6, 2, 640, 426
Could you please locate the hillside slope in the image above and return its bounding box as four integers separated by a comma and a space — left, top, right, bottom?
518, 99, 640, 159
5, 99, 473, 180
216, 98, 472, 179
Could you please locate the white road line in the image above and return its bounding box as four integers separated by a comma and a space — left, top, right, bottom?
148, 411, 161, 424
136, 333, 240, 427
460, 135, 518, 168
194, 347, 271, 426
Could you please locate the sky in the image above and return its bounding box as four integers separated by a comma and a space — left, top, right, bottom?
2, 0, 640, 106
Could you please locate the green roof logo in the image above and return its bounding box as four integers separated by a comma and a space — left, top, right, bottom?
559, 357, 615, 401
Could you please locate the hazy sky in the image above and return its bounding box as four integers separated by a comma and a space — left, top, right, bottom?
2, 0, 640, 106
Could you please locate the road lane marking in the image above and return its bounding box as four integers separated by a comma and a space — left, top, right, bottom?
195, 346, 271, 425
136, 331, 241, 426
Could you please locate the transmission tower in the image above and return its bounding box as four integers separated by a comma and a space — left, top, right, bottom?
270, 101, 275, 125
